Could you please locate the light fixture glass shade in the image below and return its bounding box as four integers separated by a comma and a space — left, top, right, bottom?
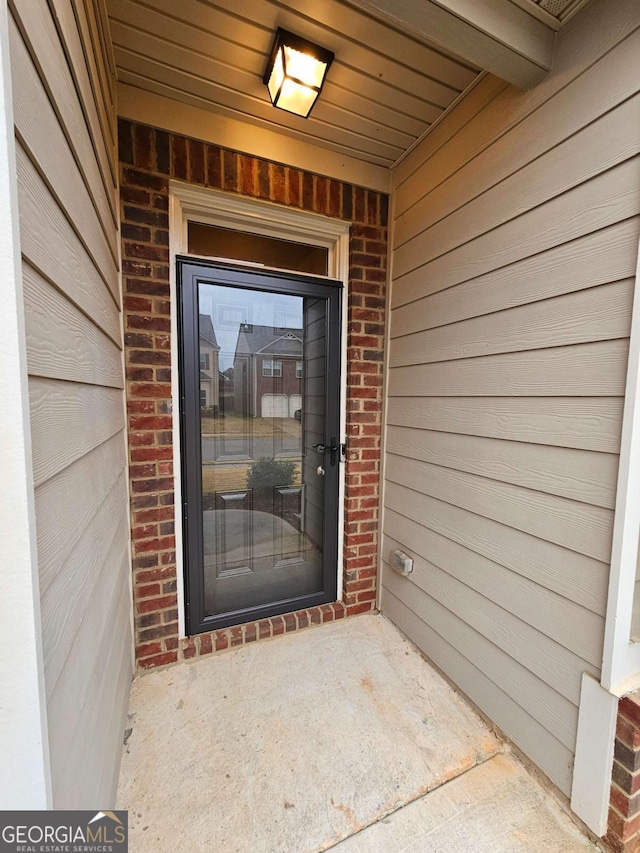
277, 78, 318, 117
263, 29, 334, 119
283, 45, 328, 90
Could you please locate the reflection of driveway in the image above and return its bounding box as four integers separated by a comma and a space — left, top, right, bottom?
202, 508, 323, 613
203, 510, 300, 564
202, 433, 301, 462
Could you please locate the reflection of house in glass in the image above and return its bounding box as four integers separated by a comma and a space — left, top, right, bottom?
233, 324, 303, 418
199, 314, 221, 409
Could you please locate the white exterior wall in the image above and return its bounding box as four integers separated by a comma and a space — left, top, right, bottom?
382, 0, 640, 796
9, 0, 132, 807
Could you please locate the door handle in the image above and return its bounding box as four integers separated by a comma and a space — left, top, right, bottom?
313, 440, 340, 465
316, 465, 325, 477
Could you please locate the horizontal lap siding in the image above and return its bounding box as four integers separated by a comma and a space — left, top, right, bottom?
383, 0, 640, 796
10, 0, 131, 807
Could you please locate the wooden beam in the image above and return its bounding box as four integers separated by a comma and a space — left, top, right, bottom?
343, 0, 555, 90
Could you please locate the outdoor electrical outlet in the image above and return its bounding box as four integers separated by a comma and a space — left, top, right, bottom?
391, 549, 413, 576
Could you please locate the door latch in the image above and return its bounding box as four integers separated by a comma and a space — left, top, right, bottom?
313, 441, 347, 463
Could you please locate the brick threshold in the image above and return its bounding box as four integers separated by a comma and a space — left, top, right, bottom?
136, 601, 376, 670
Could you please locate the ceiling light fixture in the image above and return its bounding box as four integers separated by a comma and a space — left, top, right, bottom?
263, 28, 334, 119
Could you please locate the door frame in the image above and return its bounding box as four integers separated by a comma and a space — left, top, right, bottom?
169, 182, 351, 638
178, 259, 342, 634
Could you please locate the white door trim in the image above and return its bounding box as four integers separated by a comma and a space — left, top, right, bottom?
602, 237, 640, 694
169, 182, 350, 637
571, 236, 640, 836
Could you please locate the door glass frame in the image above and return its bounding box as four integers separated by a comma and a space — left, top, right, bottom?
178, 257, 343, 634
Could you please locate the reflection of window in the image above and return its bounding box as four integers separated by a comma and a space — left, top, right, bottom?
200, 352, 210, 370
296, 361, 303, 378
262, 358, 282, 377
200, 390, 207, 407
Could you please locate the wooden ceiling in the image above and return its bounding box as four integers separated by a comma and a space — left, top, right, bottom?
107, 0, 481, 169
107, 0, 594, 171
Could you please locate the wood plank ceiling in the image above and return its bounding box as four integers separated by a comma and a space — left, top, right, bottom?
106, 0, 482, 168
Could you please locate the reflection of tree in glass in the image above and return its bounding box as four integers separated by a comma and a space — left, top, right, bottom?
246, 458, 296, 490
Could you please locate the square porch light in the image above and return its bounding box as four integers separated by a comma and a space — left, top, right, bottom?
263, 28, 334, 119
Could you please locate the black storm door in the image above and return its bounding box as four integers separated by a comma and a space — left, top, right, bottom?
178, 258, 342, 634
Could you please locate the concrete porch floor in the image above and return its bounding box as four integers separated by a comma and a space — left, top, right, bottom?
117, 614, 597, 853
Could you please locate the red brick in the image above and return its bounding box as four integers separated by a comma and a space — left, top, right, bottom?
120, 186, 149, 205
272, 163, 286, 204
223, 150, 239, 192
124, 241, 169, 263
127, 367, 153, 382
258, 620, 271, 639
206, 146, 222, 188
188, 139, 205, 183
171, 135, 187, 180
129, 432, 155, 448
308, 608, 322, 626
131, 447, 174, 463
138, 623, 177, 642
124, 206, 169, 228
609, 806, 640, 841
135, 642, 162, 659
129, 349, 171, 366
137, 594, 178, 614
288, 169, 301, 206
122, 168, 167, 192
271, 616, 285, 636
139, 651, 178, 669
357, 589, 377, 603
621, 696, 640, 729
129, 415, 172, 430
347, 602, 375, 616
130, 382, 172, 399
130, 465, 156, 481
135, 566, 175, 583
618, 715, 640, 751
320, 604, 334, 622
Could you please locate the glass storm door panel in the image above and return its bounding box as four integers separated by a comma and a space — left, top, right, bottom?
179, 259, 342, 634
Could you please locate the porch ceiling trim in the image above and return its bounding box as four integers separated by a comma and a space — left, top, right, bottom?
117, 83, 391, 195
342, 0, 556, 90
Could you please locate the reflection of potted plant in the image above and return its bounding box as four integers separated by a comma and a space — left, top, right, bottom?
246, 458, 296, 514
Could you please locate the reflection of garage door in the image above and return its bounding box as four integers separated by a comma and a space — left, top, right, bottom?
289, 395, 302, 418
261, 394, 289, 418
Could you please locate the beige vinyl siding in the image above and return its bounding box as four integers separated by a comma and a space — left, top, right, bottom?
382, 0, 640, 796
10, 0, 131, 807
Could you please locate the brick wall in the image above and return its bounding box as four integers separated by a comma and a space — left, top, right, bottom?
609, 692, 640, 852
118, 120, 388, 669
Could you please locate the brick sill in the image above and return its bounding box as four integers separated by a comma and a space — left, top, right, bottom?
136, 600, 376, 670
